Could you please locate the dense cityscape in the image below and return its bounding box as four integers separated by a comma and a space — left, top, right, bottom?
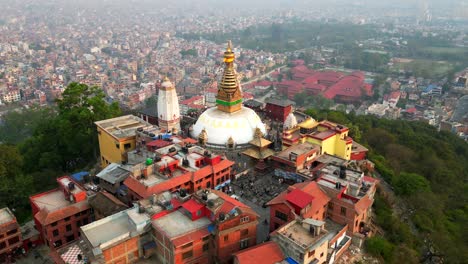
0, 1, 467, 264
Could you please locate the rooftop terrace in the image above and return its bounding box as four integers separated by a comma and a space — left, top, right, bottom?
0, 207, 15, 225
81, 207, 149, 250
31, 189, 71, 212
95, 115, 153, 139
152, 210, 211, 238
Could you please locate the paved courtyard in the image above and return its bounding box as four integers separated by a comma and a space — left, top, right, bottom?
230, 172, 290, 243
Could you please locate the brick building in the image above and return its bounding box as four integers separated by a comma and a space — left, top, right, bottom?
123, 145, 234, 201
267, 181, 330, 232
0, 208, 22, 261
264, 98, 293, 122
152, 189, 258, 264
30, 176, 92, 249
317, 165, 378, 234
271, 218, 351, 264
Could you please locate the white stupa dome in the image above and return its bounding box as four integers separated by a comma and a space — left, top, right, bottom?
284, 112, 298, 130
191, 106, 266, 146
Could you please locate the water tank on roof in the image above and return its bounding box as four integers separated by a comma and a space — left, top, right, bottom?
146, 158, 153, 165
149, 133, 155, 137
219, 213, 225, 221
68, 182, 75, 190
137, 127, 143, 132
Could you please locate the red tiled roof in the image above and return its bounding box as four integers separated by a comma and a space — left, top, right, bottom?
323, 75, 365, 99
267, 182, 330, 211
355, 196, 373, 215
233, 241, 285, 264
285, 189, 315, 209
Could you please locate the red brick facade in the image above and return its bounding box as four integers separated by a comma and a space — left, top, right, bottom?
0, 208, 22, 260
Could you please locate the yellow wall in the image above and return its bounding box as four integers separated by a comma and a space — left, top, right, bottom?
97, 127, 136, 168
305, 133, 351, 160
303, 239, 328, 264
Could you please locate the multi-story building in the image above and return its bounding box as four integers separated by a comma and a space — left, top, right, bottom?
283, 119, 354, 160
271, 218, 351, 264
79, 206, 152, 263
1, 89, 21, 103
0, 208, 22, 261
264, 99, 293, 122
317, 164, 378, 234
267, 181, 330, 232
30, 176, 92, 249
271, 142, 320, 181
152, 189, 258, 264
95, 115, 155, 168
123, 144, 234, 200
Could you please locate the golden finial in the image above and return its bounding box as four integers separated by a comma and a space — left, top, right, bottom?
224, 41, 235, 64
163, 76, 170, 82
254, 127, 263, 139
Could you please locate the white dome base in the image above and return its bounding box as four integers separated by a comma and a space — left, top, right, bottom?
191, 106, 266, 146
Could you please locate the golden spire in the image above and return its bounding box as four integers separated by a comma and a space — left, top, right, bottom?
216, 41, 242, 113
163, 76, 170, 82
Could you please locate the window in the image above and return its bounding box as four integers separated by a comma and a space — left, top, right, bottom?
115, 144, 120, 149
239, 239, 249, 249
275, 211, 288, 221
202, 235, 210, 241
64, 217, 71, 222
240, 216, 249, 223
340, 207, 347, 216
6, 229, 17, 236
308, 250, 315, 258
182, 242, 193, 249
8, 236, 20, 245
320, 252, 324, 257
203, 243, 209, 252
124, 143, 131, 150
54, 240, 62, 248
83, 218, 88, 225
182, 250, 193, 260
66, 235, 74, 243
328, 203, 334, 210
53, 230, 59, 237
355, 220, 358, 227
240, 229, 248, 236
66, 224, 72, 232
51, 221, 58, 227
0, 241, 6, 249
206, 182, 211, 188
224, 235, 228, 242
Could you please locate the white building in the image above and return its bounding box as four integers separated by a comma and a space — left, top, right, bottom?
157, 77, 181, 132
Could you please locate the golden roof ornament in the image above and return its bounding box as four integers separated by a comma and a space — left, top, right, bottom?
254, 127, 263, 139
216, 41, 243, 113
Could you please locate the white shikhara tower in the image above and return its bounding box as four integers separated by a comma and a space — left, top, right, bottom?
157, 77, 181, 132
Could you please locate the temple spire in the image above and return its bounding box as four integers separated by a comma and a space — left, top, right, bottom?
216, 41, 243, 113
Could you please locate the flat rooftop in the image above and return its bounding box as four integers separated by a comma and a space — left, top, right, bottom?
96, 163, 130, 184
31, 189, 71, 212
152, 210, 211, 238
0, 208, 15, 225
275, 142, 319, 160
279, 221, 328, 249
95, 115, 152, 139
81, 207, 149, 249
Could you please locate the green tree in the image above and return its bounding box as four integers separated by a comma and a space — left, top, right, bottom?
365, 236, 394, 261
394, 172, 430, 196
0, 107, 55, 144
21, 83, 121, 172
